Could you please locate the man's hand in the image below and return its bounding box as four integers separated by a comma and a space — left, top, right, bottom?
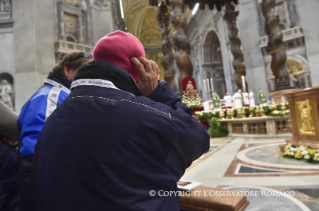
131, 57, 159, 96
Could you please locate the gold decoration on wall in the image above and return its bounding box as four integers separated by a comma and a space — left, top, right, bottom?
295, 99, 316, 136
66, 0, 80, 4
140, 29, 162, 48
122, 0, 165, 78
287, 59, 304, 75
64, 14, 77, 36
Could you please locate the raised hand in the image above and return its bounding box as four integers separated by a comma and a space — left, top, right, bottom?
130, 57, 159, 96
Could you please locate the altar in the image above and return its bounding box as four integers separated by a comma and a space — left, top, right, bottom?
284, 86, 319, 148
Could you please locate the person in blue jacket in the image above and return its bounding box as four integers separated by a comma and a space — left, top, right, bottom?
18, 51, 92, 211
33, 31, 210, 211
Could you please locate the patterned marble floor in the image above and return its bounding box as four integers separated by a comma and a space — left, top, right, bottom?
181, 137, 319, 211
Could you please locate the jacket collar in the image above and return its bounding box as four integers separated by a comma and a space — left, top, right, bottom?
46, 72, 71, 89
73, 60, 141, 96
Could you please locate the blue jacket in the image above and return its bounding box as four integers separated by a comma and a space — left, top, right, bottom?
18, 72, 71, 158
33, 61, 210, 211
18, 72, 71, 211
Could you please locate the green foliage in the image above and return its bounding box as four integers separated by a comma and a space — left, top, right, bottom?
207, 112, 214, 120
215, 111, 220, 119
244, 108, 250, 116
208, 117, 229, 138
262, 106, 271, 114
233, 109, 237, 118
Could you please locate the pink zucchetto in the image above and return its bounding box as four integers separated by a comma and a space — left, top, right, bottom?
92, 30, 145, 82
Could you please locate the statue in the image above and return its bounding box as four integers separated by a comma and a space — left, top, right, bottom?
185, 80, 196, 100
299, 100, 315, 133
212, 91, 220, 110
0, 80, 14, 109
3, 0, 11, 12
182, 81, 202, 109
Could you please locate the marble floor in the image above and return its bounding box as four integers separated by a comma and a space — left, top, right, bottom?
181, 137, 319, 211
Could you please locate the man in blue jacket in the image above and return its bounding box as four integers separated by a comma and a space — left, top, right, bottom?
33, 31, 209, 211
18, 51, 92, 211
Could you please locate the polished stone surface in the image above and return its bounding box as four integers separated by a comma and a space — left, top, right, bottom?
225, 187, 309, 211
182, 137, 319, 210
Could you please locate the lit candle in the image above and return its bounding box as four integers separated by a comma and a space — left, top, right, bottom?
241, 76, 246, 89
207, 79, 210, 91
210, 78, 214, 91
203, 79, 206, 92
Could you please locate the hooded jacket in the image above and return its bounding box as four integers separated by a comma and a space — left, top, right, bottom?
33, 60, 210, 211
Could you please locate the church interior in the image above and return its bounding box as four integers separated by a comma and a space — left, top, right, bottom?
1, 0, 319, 210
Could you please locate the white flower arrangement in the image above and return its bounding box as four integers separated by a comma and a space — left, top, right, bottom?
182, 93, 202, 109
283, 144, 319, 163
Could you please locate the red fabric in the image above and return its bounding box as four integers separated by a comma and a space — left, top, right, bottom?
199, 120, 209, 130
93, 31, 145, 82
191, 107, 208, 129
182, 77, 197, 92
191, 107, 203, 116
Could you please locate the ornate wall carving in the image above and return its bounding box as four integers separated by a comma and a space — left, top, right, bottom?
0, 0, 11, 12
57, 1, 88, 44
91, 0, 111, 10
64, 14, 78, 41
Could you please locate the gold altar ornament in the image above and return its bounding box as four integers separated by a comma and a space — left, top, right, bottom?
295, 99, 316, 136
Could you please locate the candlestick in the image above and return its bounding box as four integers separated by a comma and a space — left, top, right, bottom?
210, 78, 214, 91
241, 76, 246, 90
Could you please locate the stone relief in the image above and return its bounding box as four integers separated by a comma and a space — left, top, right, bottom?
64, 14, 77, 36
92, 0, 110, 8
0, 79, 14, 110
0, 0, 11, 12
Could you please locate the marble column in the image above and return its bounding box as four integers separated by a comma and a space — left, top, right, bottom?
295, 0, 319, 87
237, 0, 268, 101
223, 2, 246, 90
12, 0, 56, 112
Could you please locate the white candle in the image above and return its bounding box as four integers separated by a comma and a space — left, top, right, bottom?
210, 78, 214, 91
203, 79, 206, 92
241, 76, 246, 89
206, 79, 209, 92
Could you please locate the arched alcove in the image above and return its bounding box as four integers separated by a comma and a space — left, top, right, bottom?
202, 30, 226, 98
